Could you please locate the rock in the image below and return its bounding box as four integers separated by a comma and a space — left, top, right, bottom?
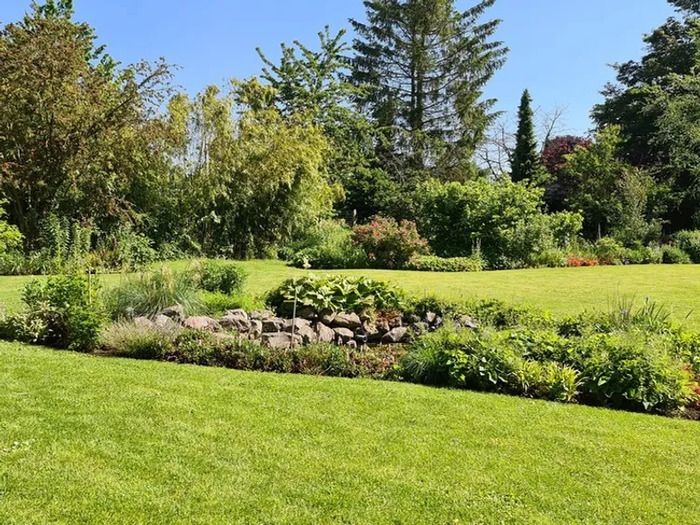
262, 317, 285, 332
161, 304, 185, 322
410, 322, 429, 336
382, 326, 409, 344
133, 316, 155, 328
346, 339, 358, 349
315, 322, 335, 343
456, 315, 479, 329
262, 332, 301, 349
375, 318, 390, 335
284, 318, 312, 333
220, 310, 251, 332
154, 314, 178, 330
425, 311, 438, 325
297, 325, 317, 345
250, 310, 275, 321
333, 327, 355, 344
183, 316, 221, 331
354, 332, 368, 345
406, 314, 421, 324
433, 316, 444, 329
388, 315, 403, 329
332, 312, 362, 330
320, 311, 336, 325
359, 321, 381, 343
249, 319, 263, 339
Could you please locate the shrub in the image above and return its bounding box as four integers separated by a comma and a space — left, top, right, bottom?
19, 274, 105, 352
594, 237, 626, 265
101, 322, 178, 359
267, 275, 405, 316
623, 245, 663, 265
661, 245, 691, 264
94, 226, 157, 271
404, 254, 483, 272
201, 291, 263, 316
530, 248, 567, 268
105, 266, 202, 320
352, 216, 429, 269
674, 230, 700, 263
198, 260, 247, 295
566, 255, 599, 267
576, 332, 695, 413
286, 220, 368, 269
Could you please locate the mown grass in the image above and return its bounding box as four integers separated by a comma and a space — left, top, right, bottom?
3, 260, 699, 327
0, 342, 697, 524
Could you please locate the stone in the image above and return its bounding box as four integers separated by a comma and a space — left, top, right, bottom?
410, 322, 429, 336
315, 322, 335, 343
154, 314, 178, 330
346, 339, 358, 349
161, 304, 185, 322
406, 314, 421, 324
133, 316, 155, 328
456, 315, 479, 329
250, 310, 275, 321
262, 332, 301, 349
381, 326, 409, 344
284, 318, 312, 333
388, 315, 403, 329
375, 318, 390, 335
425, 311, 438, 325
319, 311, 336, 325
297, 325, 317, 345
333, 327, 355, 344
262, 317, 285, 332
249, 319, 263, 339
183, 316, 221, 331
220, 310, 251, 332
332, 312, 362, 330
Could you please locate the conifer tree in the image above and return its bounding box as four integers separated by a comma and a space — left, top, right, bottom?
511, 89, 540, 182
351, 0, 507, 182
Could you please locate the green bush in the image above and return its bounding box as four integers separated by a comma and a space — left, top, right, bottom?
198, 260, 247, 295
18, 274, 105, 352
105, 266, 202, 320
286, 220, 368, 269
94, 226, 157, 271
594, 237, 626, 265
201, 291, 263, 316
623, 245, 663, 265
404, 254, 483, 272
661, 245, 691, 264
674, 230, 700, 263
267, 275, 405, 316
352, 216, 429, 269
530, 248, 567, 268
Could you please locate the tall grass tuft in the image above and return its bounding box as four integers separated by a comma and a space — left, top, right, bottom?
105, 266, 202, 320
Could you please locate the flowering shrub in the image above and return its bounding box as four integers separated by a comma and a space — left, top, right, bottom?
566, 255, 599, 267
352, 216, 429, 269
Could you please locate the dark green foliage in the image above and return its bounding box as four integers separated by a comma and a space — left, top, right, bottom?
404, 254, 484, 272
511, 90, 541, 183
267, 275, 405, 316
662, 245, 691, 264
351, 0, 507, 181
16, 273, 105, 351
105, 266, 202, 320
198, 260, 247, 295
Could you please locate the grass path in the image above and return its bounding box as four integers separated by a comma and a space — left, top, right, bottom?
0, 343, 697, 524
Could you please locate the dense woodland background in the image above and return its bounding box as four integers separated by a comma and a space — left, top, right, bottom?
2, 0, 700, 273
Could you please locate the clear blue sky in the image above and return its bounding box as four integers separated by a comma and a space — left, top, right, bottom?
1, 0, 676, 135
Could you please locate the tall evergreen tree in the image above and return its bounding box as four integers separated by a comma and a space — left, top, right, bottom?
351, 0, 507, 183
511, 89, 540, 182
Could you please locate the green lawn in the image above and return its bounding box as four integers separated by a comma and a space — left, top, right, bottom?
0, 342, 697, 524
4, 260, 699, 327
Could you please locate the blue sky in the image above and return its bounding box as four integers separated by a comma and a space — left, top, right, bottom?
1, 0, 676, 135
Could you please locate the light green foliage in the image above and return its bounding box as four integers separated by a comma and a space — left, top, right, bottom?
404, 254, 484, 272
101, 321, 178, 359
197, 260, 247, 295
563, 126, 660, 241
267, 274, 405, 316
285, 219, 368, 269
674, 230, 700, 262
416, 178, 583, 268
17, 273, 104, 351
105, 266, 202, 320
174, 80, 336, 258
